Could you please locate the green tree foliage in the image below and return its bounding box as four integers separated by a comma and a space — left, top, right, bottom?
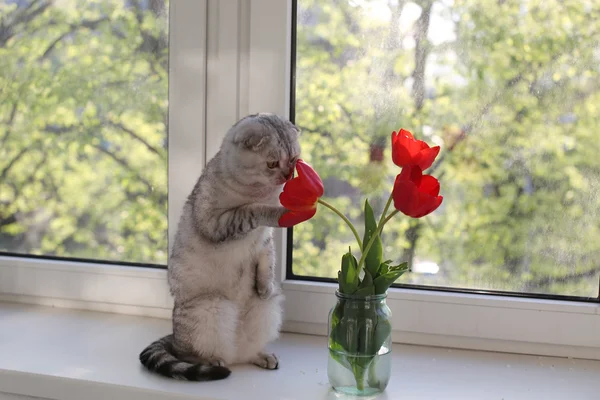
0, 0, 168, 263
293, 0, 600, 297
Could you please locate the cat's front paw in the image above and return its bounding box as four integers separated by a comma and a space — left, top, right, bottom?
256, 281, 274, 300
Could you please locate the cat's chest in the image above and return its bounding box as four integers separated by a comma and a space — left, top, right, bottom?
218, 228, 270, 296
216, 227, 270, 265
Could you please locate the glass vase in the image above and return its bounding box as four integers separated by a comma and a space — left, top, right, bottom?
327, 290, 392, 396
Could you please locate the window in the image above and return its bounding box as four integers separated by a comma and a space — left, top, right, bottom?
0, 0, 205, 312
290, 0, 600, 300
0, 0, 168, 265
1, 0, 599, 358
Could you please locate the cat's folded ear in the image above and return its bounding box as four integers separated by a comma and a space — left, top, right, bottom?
233, 128, 271, 151
228, 116, 271, 151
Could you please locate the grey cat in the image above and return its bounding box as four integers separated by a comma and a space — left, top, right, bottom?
139, 113, 301, 381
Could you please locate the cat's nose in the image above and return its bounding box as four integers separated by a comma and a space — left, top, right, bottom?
282, 168, 293, 181
289, 159, 297, 172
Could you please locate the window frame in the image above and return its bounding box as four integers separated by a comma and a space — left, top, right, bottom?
1, 0, 599, 360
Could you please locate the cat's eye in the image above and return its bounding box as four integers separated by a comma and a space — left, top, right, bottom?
267, 161, 279, 169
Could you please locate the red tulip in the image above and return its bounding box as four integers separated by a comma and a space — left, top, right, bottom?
279, 159, 324, 227
393, 165, 443, 218
391, 129, 440, 171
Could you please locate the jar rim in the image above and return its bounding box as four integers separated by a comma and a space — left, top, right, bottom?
335, 290, 387, 301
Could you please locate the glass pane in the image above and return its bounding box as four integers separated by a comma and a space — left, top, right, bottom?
293, 0, 600, 297
0, 0, 168, 264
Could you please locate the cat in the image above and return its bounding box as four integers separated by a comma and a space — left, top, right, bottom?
139, 113, 301, 381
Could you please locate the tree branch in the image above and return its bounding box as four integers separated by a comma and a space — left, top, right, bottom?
41, 123, 162, 201
0, 145, 36, 181
39, 17, 109, 60
411, 1, 433, 111
0, 150, 46, 230
0, 0, 53, 47
0, 102, 18, 147
131, 0, 168, 60
105, 120, 164, 158
92, 143, 155, 195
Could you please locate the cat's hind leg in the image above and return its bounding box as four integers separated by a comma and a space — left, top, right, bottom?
235, 291, 283, 368
173, 296, 238, 366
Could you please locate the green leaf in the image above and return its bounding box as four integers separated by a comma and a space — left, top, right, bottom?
339, 250, 359, 294
373, 263, 409, 294
371, 317, 392, 354
330, 346, 352, 371
362, 199, 383, 277
359, 269, 373, 288
378, 261, 390, 277
353, 285, 375, 297
329, 301, 350, 353
354, 269, 375, 297
389, 262, 409, 272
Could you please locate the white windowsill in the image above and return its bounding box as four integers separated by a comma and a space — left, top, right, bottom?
3, 255, 600, 360
1, 303, 599, 400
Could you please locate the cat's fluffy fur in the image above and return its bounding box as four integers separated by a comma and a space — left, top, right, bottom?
139, 113, 301, 381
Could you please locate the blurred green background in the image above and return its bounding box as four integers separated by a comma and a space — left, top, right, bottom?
0, 0, 168, 264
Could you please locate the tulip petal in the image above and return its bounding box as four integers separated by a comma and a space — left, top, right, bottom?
415, 145, 440, 170
279, 178, 318, 211
394, 166, 442, 218
392, 132, 408, 167
418, 174, 440, 197
392, 175, 420, 216
296, 159, 324, 197
398, 128, 414, 139
398, 164, 423, 186
417, 140, 429, 150
392, 130, 420, 167
407, 136, 424, 156
414, 195, 443, 218
393, 144, 412, 167
280, 195, 317, 211
278, 209, 317, 227
391, 129, 441, 169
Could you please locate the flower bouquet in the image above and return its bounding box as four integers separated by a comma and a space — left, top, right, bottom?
279, 129, 443, 395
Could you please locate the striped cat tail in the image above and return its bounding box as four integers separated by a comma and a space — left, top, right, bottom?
139, 335, 231, 381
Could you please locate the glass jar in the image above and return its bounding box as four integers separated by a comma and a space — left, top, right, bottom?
327, 290, 392, 396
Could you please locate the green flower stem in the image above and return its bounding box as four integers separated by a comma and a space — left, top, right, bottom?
317, 198, 363, 250
377, 193, 394, 233
357, 209, 399, 270
382, 209, 399, 226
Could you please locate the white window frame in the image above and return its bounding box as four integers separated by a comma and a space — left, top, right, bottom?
1, 0, 599, 360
